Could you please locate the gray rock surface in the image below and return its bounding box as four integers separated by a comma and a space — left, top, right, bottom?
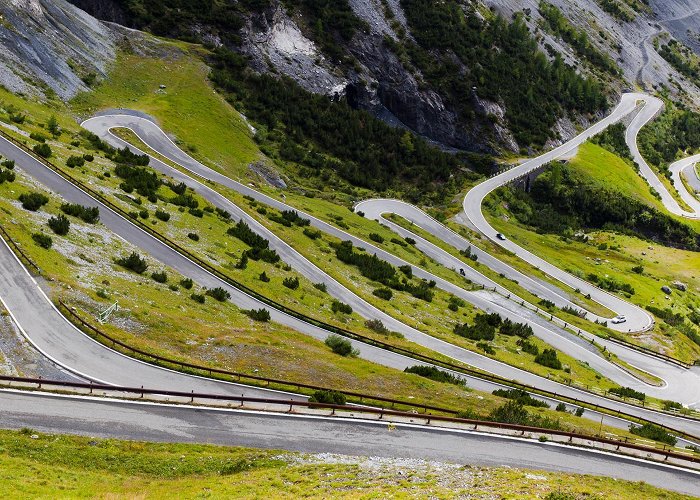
0, 0, 115, 100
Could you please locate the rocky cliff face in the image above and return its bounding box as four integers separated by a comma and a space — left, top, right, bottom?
0, 0, 115, 100
27, 0, 700, 151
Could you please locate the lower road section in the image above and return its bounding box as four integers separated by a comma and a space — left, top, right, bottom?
1, 390, 698, 496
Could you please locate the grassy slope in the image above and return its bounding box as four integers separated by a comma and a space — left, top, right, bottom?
0, 429, 693, 499
70, 45, 260, 180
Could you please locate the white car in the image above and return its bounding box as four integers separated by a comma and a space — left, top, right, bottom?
611, 315, 626, 324
496, 233, 506, 241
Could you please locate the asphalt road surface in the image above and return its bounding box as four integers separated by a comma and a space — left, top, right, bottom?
2, 390, 699, 496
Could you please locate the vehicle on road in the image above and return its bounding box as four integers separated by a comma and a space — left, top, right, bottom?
496, 233, 506, 241
611, 315, 627, 324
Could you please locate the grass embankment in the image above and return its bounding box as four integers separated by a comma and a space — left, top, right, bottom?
70, 43, 260, 180
1, 429, 693, 499
480, 143, 700, 362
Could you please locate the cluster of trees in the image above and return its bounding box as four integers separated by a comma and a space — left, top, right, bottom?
210, 48, 469, 195
591, 123, 632, 161
60, 203, 99, 224
534, 348, 562, 369
400, 0, 607, 147
454, 313, 534, 343
0, 160, 15, 184
404, 365, 466, 386
658, 40, 699, 81
639, 106, 700, 170
268, 209, 310, 227
504, 163, 700, 250
226, 220, 280, 264
538, 2, 620, 75
596, 0, 637, 22
629, 423, 677, 445
586, 273, 635, 295
19, 192, 49, 211
333, 240, 433, 301
609, 386, 645, 401
492, 388, 550, 408
325, 334, 358, 357
114, 164, 160, 199
116, 252, 149, 274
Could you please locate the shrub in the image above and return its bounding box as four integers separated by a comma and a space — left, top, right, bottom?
206, 287, 231, 302
534, 348, 562, 369
259, 271, 270, 282
477, 342, 496, 354
489, 401, 561, 430
663, 400, 683, 411
631, 264, 644, 274
492, 388, 549, 408
368, 233, 384, 243
313, 282, 327, 292
629, 423, 677, 446
66, 155, 85, 168
404, 365, 465, 386
245, 308, 271, 322
303, 227, 322, 239
190, 293, 205, 303
448, 296, 465, 311
31, 233, 52, 249
180, 277, 194, 289
187, 232, 199, 241
83, 154, 94, 162
372, 288, 393, 300
609, 386, 645, 401
189, 207, 204, 218
390, 237, 408, 247
234, 252, 248, 269
404, 237, 416, 245
555, 402, 567, 412
517, 339, 540, 356
398, 264, 413, 277
365, 318, 388, 333
154, 209, 171, 222
331, 300, 353, 314
151, 271, 168, 283
215, 207, 231, 220
538, 299, 555, 309
282, 276, 300, 290
139, 209, 149, 219
574, 407, 585, 417
33, 143, 52, 158
30, 132, 47, 143
1, 160, 15, 169
19, 192, 49, 211
60, 203, 99, 223
325, 334, 358, 357
115, 252, 148, 274
309, 390, 346, 405
47, 214, 70, 235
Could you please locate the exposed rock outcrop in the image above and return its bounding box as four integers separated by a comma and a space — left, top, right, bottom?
0, 0, 115, 100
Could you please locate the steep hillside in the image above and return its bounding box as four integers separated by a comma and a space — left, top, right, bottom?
63, 0, 700, 155
0, 0, 115, 100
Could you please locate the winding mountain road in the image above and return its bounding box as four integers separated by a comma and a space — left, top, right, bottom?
82, 108, 700, 404
1, 89, 700, 485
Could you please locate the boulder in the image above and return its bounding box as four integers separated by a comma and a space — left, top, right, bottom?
672, 281, 687, 291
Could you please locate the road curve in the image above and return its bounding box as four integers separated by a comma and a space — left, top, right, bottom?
2, 390, 699, 496
625, 96, 700, 219
462, 93, 656, 332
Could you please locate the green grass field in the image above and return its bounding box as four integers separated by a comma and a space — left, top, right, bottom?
1, 429, 693, 499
